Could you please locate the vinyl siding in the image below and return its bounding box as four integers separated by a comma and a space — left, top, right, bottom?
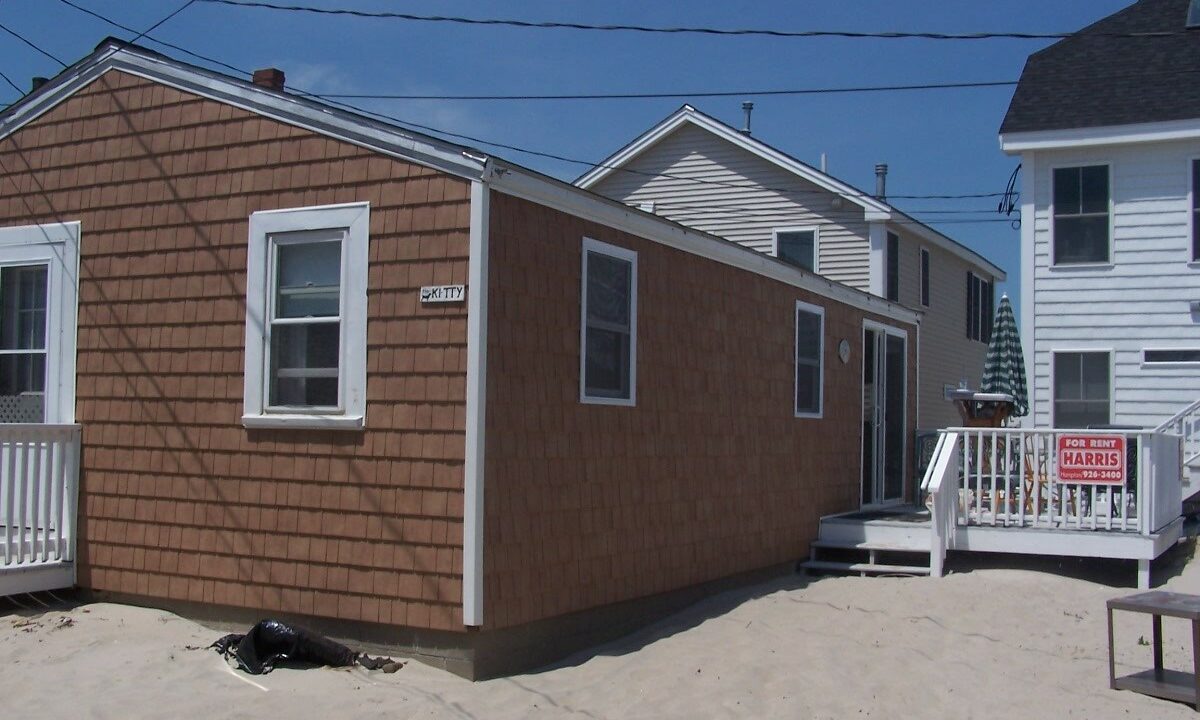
588, 123, 872, 290
890, 227, 990, 429
1025, 140, 1200, 428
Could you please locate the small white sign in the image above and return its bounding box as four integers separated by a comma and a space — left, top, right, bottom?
420, 284, 466, 303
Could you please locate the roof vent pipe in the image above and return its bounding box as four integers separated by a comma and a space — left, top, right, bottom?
252, 68, 286, 91
740, 101, 754, 135
820, 153, 828, 173
874, 163, 888, 201
31, 77, 48, 92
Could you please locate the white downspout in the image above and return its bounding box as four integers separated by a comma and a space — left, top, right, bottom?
462, 167, 491, 627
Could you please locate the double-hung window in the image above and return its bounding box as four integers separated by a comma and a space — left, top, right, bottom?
1053, 351, 1110, 428
773, 228, 818, 272
1053, 165, 1110, 264
794, 301, 824, 418
580, 237, 637, 405
243, 203, 369, 429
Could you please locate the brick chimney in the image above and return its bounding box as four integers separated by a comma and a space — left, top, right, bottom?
252, 68, 285, 91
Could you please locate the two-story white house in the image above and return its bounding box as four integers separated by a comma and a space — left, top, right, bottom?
577, 105, 1006, 430
1000, 0, 1200, 432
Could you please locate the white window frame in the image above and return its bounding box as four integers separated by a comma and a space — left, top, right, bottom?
771, 226, 820, 274
1142, 347, 1200, 366
794, 300, 825, 418
0, 222, 79, 425
919, 248, 931, 307
580, 237, 637, 406
1049, 162, 1113, 267
242, 202, 369, 430
1050, 349, 1113, 429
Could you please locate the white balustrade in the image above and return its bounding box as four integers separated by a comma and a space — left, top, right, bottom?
0, 423, 81, 570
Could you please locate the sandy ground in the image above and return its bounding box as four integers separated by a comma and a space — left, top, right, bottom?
4, 547, 1200, 719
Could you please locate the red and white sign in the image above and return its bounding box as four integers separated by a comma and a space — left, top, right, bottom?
1056, 434, 1126, 485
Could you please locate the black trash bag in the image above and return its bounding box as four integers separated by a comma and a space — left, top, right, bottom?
211, 619, 401, 675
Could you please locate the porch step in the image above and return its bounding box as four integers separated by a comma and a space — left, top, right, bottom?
800, 560, 930, 576
810, 539, 931, 553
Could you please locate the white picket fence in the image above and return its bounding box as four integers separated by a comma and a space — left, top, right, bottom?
0, 424, 81, 577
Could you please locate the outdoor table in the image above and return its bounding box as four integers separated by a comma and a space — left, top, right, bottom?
1107, 590, 1200, 711
946, 389, 1014, 429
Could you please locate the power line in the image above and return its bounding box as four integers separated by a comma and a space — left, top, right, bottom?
50, 0, 1017, 205
322, 79, 1018, 101
0, 21, 67, 68
129, 0, 197, 45
0, 68, 24, 96
196, 0, 1176, 41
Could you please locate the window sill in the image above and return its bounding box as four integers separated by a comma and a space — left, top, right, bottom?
1187, 261, 1200, 270
1048, 262, 1114, 271
794, 411, 824, 419
241, 413, 365, 430
580, 395, 636, 407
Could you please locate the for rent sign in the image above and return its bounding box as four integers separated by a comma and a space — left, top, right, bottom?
1056, 434, 1126, 485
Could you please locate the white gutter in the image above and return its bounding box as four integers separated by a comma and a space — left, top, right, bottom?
461, 169, 491, 627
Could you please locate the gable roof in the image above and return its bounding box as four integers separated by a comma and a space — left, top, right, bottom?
576, 105, 1005, 280
0, 38, 920, 324
1001, 0, 1200, 136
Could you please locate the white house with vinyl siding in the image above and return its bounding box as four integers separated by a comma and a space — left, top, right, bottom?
578, 105, 1006, 430
1000, 0, 1200, 434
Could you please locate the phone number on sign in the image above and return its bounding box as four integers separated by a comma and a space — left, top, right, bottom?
1073, 469, 1124, 481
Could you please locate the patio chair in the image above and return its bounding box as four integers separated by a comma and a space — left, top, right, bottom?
1023, 442, 1075, 518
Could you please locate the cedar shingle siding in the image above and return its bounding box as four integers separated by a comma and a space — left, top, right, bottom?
0, 70, 471, 631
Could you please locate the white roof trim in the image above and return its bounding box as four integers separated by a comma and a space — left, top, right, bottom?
495, 161, 920, 325
578, 105, 1003, 280
0, 41, 485, 180
575, 106, 893, 217
1000, 117, 1200, 153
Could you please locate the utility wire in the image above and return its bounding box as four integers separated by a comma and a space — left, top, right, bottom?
51, 0, 1016, 205
196, 0, 1179, 41
129, 0, 197, 45
0, 21, 67, 67
0, 68, 24, 96
323, 79, 1018, 101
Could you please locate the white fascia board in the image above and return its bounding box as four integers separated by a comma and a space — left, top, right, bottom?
891, 216, 1007, 281
0, 44, 486, 181
576, 108, 893, 218
1000, 117, 1200, 154
493, 162, 920, 326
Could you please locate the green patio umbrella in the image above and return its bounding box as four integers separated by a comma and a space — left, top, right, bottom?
980, 294, 1028, 417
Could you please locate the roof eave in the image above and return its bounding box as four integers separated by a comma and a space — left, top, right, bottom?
1000, 117, 1200, 153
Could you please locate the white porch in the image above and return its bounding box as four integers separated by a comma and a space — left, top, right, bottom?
0, 423, 81, 597
804, 425, 1189, 589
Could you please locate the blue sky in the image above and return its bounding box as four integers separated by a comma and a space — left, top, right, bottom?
2, 1, 1135, 320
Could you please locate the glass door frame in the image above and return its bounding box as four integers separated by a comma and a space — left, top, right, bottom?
861, 319, 908, 508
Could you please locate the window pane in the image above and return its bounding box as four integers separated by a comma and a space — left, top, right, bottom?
0, 265, 48, 351
1080, 352, 1109, 401
1054, 216, 1109, 263
1145, 349, 1200, 363
795, 311, 821, 362
1054, 353, 1082, 400
1194, 159, 1200, 260
1080, 166, 1109, 214
0, 353, 45, 395
796, 365, 818, 413
886, 233, 899, 302
586, 252, 631, 327
777, 231, 815, 271
1054, 401, 1110, 429
270, 322, 340, 407
920, 250, 930, 306
1053, 167, 1080, 214
276, 241, 341, 318
584, 326, 628, 397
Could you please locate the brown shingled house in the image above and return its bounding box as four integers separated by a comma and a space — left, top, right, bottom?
0, 39, 919, 677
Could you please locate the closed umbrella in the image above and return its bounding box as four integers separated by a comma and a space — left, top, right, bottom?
981, 294, 1028, 417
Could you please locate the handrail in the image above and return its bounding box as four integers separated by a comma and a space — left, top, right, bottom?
1155, 398, 1200, 433
922, 431, 960, 578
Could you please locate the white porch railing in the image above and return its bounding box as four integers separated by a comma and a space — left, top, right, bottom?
1156, 398, 1200, 491
0, 424, 81, 574
920, 431, 960, 578
927, 427, 1182, 537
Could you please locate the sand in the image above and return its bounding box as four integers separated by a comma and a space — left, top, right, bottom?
4, 547, 1200, 719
